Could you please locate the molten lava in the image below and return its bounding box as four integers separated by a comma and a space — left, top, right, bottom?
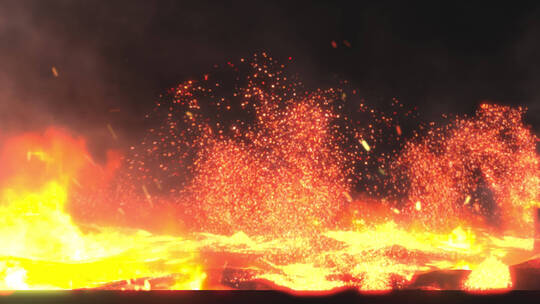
0, 53, 538, 292
0, 128, 205, 290
463, 256, 512, 291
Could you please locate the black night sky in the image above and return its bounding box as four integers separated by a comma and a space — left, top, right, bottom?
1, 1, 539, 158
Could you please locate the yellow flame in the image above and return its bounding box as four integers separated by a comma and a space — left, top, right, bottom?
463, 257, 511, 291
0, 180, 205, 290
440, 226, 477, 252
0, 127, 536, 291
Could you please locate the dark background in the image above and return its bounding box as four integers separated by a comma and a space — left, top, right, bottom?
1, 0, 539, 159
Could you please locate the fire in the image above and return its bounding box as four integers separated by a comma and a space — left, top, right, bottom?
463, 256, 512, 291
0, 54, 538, 292
0, 129, 205, 290
440, 226, 476, 252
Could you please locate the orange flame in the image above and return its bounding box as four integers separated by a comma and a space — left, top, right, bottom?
463, 256, 512, 291
0, 128, 205, 290
0, 54, 538, 292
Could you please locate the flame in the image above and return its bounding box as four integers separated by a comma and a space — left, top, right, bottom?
463, 256, 512, 291
440, 226, 476, 252
0, 54, 538, 292
0, 128, 205, 290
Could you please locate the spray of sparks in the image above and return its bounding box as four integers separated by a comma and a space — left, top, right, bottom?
393, 104, 539, 234
0, 53, 538, 291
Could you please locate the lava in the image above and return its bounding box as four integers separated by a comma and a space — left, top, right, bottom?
0, 53, 538, 292
0, 128, 204, 290
463, 256, 512, 291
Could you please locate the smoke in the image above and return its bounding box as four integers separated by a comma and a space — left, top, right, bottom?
514, 6, 540, 135
0, 1, 131, 162
0, 0, 538, 160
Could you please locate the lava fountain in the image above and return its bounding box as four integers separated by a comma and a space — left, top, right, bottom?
0, 53, 538, 292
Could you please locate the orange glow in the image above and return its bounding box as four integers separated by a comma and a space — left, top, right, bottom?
0, 128, 205, 290
393, 104, 539, 233
463, 256, 512, 291
0, 54, 538, 292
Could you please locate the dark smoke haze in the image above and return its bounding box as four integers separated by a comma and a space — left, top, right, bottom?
1, 1, 539, 159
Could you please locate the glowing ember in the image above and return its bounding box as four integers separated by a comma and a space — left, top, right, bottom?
360, 139, 371, 152
188, 98, 349, 235
393, 104, 539, 233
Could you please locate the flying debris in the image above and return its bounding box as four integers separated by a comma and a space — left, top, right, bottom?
106, 124, 118, 141
361, 139, 371, 152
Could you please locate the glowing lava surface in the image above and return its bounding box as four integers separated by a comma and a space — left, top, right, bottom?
0, 53, 538, 292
